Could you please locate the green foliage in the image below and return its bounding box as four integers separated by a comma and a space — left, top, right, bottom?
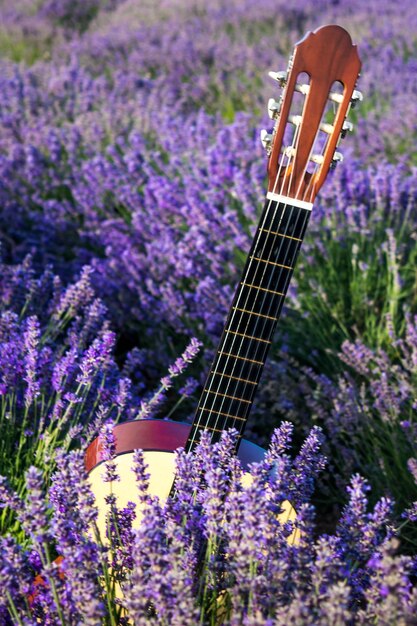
281, 184, 417, 374
0, 29, 51, 64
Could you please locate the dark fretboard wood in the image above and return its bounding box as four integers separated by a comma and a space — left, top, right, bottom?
185, 194, 312, 453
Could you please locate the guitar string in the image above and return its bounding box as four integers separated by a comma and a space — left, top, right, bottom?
187, 120, 299, 447
188, 88, 310, 450
207, 211, 310, 445
215, 77, 343, 440
218, 157, 311, 441
188, 73, 339, 450
200, 76, 317, 444
227, 94, 339, 441
188, 79, 310, 450
224, 94, 339, 442
214, 204, 310, 441
186, 186, 295, 447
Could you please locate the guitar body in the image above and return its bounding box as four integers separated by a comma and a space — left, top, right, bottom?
86, 419, 297, 537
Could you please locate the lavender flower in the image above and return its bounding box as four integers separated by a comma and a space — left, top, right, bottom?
99, 420, 119, 484
136, 337, 202, 419
404, 459, 417, 522
53, 266, 95, 321
168, 337, 202, 378
48, 449, 105, 623
0, 0, 417, 622
18, 466, 52, 547
76, 331, 116, 387
131, 448, 150, 506
23, 316, 41, 408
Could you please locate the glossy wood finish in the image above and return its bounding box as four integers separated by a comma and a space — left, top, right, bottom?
267, 24, 361, 200
85, 418, 266, 473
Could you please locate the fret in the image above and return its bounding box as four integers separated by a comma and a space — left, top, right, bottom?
204, 389, 252, 404
200, 425, 230, 434
244, 261, 292, 297
215, 351, 263, 381
227, 309, 276, 338
260, 227, 302, 242
249, 255, 293, 270
185, 200, 312, 452
225, 329, 272, 344
204, 370, 259, 403
187, 411, 246, 449
191, 422, 237, 436
240, 282, 285, 297
217, 350, 264, 366
264, 201, 309, 239
232, 306, 276, 321
199, 407, 247, 421
210, 371, 257, 385
233, 284, 282, 319
221, 332, 270, 364
252, 229, 301, 268
199, 388, 254, 417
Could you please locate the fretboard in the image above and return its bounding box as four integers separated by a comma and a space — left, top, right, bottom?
185, 193, 312, 453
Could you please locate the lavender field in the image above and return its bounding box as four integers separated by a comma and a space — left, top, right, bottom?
0, 0, 417, 623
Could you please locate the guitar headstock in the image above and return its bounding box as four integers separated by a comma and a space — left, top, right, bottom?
262, 24, 362, 204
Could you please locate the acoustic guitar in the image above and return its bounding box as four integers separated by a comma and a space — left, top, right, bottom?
86, 24, 362, 538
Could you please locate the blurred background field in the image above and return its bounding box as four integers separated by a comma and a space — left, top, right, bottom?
0, 0, 417, 566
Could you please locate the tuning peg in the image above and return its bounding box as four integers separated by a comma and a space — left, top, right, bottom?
310, 151, 343, 167
328, 88, 363, 107
319, 119, 353, 137
268, 70, 287, 86
341, 120, 353, 137
331, 151, 344, 169
319, 122, 334, 135
310, 154, 325, 165
289, 114, 302, 126
269, 70, 311, 98
350, 89, 363, 107
267, 98, 281, 119
328, 91, 343, 104
283, 146, 296, 159
295, 82, 310, 96
260, 129, 273, 151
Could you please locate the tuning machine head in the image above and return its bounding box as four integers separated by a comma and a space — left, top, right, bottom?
330, 151, 344, 169
260, 129, 273, 153
350, 89, 363, 108
268, 70, 287, 87
341, 120, 353, 138
267, 98, 281, 119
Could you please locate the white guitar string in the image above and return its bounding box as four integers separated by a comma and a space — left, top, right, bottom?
232, 87, 343, 436
187, 146, 291, 448
188, 98, 307, 449
188, 79, 306, 449
223, 111, 312, 441
188, 69, 339, 451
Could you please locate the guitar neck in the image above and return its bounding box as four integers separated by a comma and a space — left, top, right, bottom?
185, 192, 312, 453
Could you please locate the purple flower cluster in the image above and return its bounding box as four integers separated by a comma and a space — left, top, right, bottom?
0, 0, 417, 621
262, 313, 417, 543
0, 427, 415, 624
0, 0, 414, 381
0, 256, 201, 539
